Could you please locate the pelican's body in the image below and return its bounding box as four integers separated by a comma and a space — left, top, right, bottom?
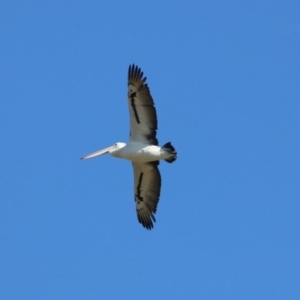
112, 142, 171, 162
81, 65, 177, 230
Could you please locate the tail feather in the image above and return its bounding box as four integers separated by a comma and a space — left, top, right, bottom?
162, 142, 177, 163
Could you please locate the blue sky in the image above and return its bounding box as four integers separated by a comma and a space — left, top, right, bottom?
1, 1, 300, 299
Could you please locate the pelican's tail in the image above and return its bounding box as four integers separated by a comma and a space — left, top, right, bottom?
162, 142, 177, 163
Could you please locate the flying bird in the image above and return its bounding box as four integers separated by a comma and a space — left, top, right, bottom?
81, 65, 177, 230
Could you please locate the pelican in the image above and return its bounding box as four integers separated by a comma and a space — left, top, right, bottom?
81, 65, 177, 230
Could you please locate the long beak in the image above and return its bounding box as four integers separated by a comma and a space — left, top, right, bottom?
80, 145, 116, 160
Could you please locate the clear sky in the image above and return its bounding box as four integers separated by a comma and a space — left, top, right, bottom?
1, 1, 300, 299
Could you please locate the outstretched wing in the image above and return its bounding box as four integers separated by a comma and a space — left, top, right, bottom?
128, 64, 158, 145
132, 161, 161, 230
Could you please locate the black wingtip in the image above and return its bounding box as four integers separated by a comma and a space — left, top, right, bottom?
128, 64, 145, 82
137, 211, 156, 230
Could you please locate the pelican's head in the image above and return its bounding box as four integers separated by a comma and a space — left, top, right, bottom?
81, 142, 126, 160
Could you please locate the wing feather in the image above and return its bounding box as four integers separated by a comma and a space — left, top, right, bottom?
132, 162, 161, 230
128, 64, 158, 145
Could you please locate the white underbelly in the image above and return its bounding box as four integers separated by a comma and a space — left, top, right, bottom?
111, 143, 166, 162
